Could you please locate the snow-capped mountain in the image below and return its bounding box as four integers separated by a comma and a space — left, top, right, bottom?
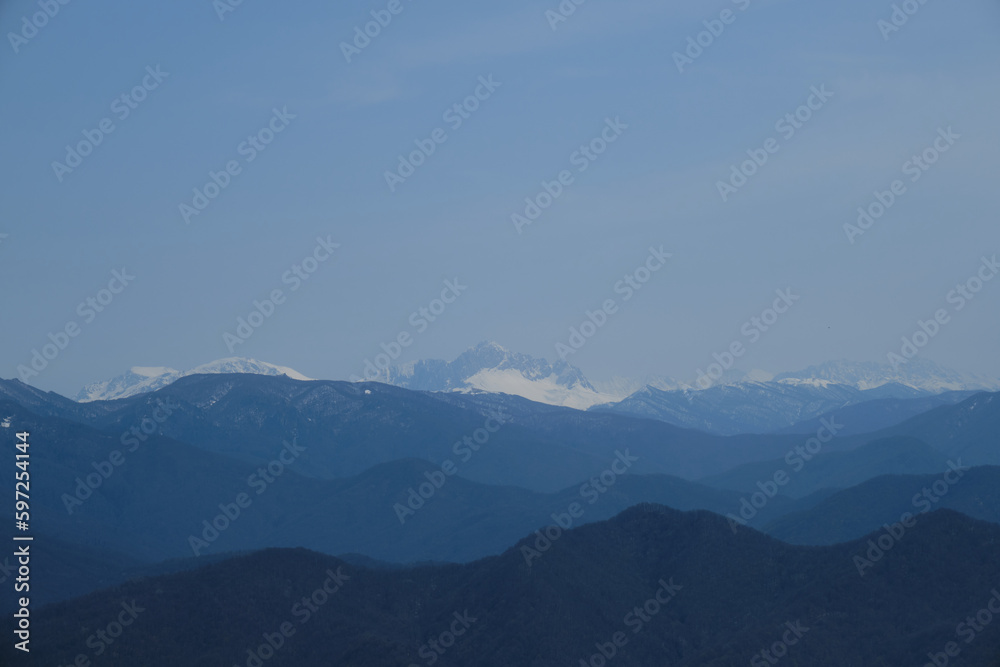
773, 358, 1000, 393
75, 358, 312, 402
363, 344, 1000, 414
372, 341, 621, 409
592, 380, 939, 436
592, 357, 1000, 436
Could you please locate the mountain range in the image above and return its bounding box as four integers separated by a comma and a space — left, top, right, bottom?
5, 369, 1000, 609
4, 357, 1000, 665
10, 506, 1000, 666
70, 345, 1000, 437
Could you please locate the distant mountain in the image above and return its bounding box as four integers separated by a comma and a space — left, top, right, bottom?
15, 506, 1000, 666
75, 357, 312, 402
372, 341, 621, 409
765, 466, 1000, 545
776, 390, 978, 436
589, 374, 686, 397
592, 380, 928, 436
6, 411, 797, 568
0, 394, 807, 608
700, 436, 950, 498
3, 373, 813, 493
71, 350, 1000, 412
0, 376, 84, 415
774, 358, 1000, 393
590, 358, 999, 435
703, 392, 1000, 497
874, 390, 1000, 464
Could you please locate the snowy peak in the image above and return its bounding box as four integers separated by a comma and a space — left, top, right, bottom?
186, 358, 311, 381
773, 359, 1000, 393
75, 358, 312, 402
376, 342, 617, 409
75, 367, 183, 403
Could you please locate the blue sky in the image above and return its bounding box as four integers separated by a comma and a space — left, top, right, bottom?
2, 0, 999, 396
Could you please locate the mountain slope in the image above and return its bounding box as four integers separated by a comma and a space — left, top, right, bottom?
592, 358, 999, 435
776, 390, 978, 436
872, 391, 1000, 465
13, 507, 1000, 666
592, 381, 932, 436
74, 357, 312, 402
1, 397, 795, 570
765, 466, 1000, 544
700, 436, 950, 498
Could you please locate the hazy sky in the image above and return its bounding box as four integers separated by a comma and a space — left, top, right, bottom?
2, 0, 999, 397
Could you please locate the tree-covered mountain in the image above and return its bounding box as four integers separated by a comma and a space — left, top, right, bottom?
874, 391, 1000, 464
775, 390, 978, 436
10, 506, 1000, 666
699, 436, 950, 498
764, 466, 1000, 544
0, 397, 797, 608
1, 374, 817, 490
591, 380, 929, 435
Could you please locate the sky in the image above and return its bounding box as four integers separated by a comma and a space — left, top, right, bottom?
1, 0, 999, 397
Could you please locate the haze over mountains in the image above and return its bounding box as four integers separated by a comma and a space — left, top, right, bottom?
7, 0, 997, 660
73, 343, 1000, 436
4, 351, 1000, 665
4, 368, 1000, 591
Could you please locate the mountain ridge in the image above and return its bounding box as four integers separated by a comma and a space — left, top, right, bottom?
74, 357, 313, 402
12, 505, 1000, 666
